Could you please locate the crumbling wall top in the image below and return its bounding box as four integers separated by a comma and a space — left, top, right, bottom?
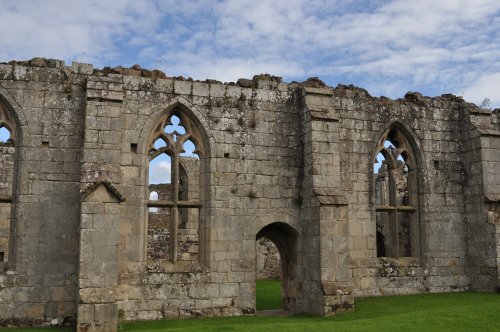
0, 57, 496, 119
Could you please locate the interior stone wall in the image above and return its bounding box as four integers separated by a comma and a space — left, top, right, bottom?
256, 237, 281, 280
0, 59, 86, 327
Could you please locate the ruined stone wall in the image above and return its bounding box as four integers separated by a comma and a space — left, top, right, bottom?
462, 107, 500, 292
149, 163, 282, 281
109, 70, 304, 321
256, 237, 281, 280
0, 58, 497, 330
335, 88, 474, 296
147, 183, 172, 261
0, 58, 88, 325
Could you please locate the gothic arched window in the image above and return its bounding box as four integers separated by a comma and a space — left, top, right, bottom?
374, 126, 420, 258
146, 109, 205, 263
0, 101, 17, 264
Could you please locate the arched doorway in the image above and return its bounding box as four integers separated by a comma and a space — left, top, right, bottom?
255, 222, 298, 312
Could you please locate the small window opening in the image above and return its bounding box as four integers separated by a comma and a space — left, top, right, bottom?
149, 191, 159, 213
0, 251, 4, 262
131, 143, 138, 153
0, 126, 11, 143
181, 139, 199, 159
153, 138, 167, 150
384, 140, 396, 149
164, 115, 187, 142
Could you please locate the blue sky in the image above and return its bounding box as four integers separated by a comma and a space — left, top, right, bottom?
149, 115, 198, 184
0, 0, 499, 107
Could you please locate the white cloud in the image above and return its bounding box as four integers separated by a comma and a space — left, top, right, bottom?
461, 72, 500, 108
162, 55, 305, 83
0, 0, 499, 104
0, 0, 163, 65
149, 159, 171, 185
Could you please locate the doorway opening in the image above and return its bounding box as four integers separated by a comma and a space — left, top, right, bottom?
255, 222, 298, 312
256, 237, 282, 311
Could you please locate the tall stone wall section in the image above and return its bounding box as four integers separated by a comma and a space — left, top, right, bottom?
335, 88, 473, 295
0, 59, 88, 326
78, 183, 123, 331
0, 58, 497, 329
461, 107, 500, 291
112, 71, 305, 321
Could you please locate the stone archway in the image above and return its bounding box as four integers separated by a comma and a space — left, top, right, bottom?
256, 222, 298, 311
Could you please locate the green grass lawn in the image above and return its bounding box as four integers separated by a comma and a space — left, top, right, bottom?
4, 283, 499, 331
256, 279, 282, 311
121, 291, 499, 332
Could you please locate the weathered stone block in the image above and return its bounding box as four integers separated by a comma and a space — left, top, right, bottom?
174, 80, 192, 95
94, 303, 118, 322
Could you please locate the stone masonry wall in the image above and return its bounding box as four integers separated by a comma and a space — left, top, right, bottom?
336, 89, 472, 295
0, 58, 87, 326
0, 58, 497, 330
113, 69, 304, 321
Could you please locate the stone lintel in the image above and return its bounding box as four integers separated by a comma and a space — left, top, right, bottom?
314, 188, 347, 206
468, 107, 493, 115
307, 105, 339, 122
86, 95, 124, 103
476, 125, 500, 137
302, 86, 334, 96
0, 195, 13, 203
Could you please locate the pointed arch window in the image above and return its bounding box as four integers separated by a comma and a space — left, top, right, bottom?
147, 110, 205, 263
0, 102, 17, 264
374, 127, 420, 258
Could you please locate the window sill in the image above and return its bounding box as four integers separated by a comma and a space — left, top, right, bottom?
378, 256, 421, 267
377, 257, 429, 278
375, 205, 416, 212
147, 259, 205, 273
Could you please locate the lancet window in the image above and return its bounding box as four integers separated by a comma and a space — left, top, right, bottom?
147, 110, 204, 263
0, 102, 17, 264
374, 127, 420, 258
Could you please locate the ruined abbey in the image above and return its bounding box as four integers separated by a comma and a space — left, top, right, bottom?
0, 58, 498, 331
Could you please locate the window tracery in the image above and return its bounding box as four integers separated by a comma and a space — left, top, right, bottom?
147, 111, 204, 263
0, 102, 17, 264
374, 127, 420, 258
